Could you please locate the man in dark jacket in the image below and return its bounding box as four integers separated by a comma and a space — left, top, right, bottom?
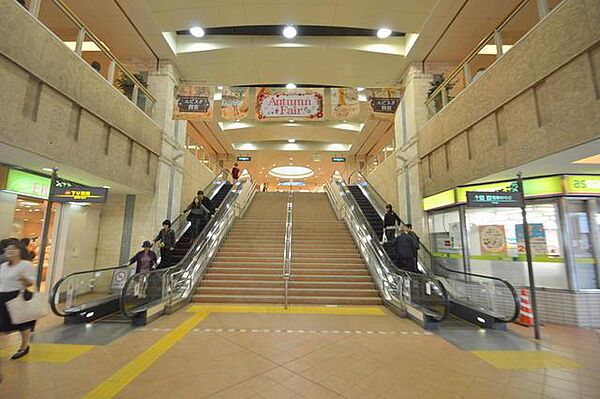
154, 220, 176, 268
383, 204, 402, 243
196, 190, 214, 214
394, 227, 418, 273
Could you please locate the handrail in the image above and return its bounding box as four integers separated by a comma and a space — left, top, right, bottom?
347, 171, 520, 322
30, 0, 156, 111
282, 189, 293, 309
424, 0, 546, 112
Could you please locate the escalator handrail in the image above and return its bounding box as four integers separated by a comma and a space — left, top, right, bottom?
49, 170, 227, 318
119, 172, 254, 318
348, 171, 520, 322
328, 175, 449, 321
49, 263, 129, 317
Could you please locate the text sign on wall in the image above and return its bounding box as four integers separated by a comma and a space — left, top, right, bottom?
466, 191, 524, 208
51, 185, 108, 203
565, 175, 600, 194
237, 156, 251, 162
5, 169, 51, 199
331, 157, 346, 163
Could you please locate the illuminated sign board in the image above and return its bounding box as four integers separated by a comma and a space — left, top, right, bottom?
331, 157, 346, 163
5, 169, 51, 199
236, 156, 251, 162
565, 175, 600, 194
455, 176, 562, 202
51, 186, 108, 203
466, 191, 524, 208
423, 189, 456, 211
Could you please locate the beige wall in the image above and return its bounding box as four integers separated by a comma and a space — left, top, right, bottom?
180, 151, 217, 210
366, 151, 399, 210
418, 0, 600, 196
0, 0, 161, 193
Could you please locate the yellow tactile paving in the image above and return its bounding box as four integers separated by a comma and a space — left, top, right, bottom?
472, 350, 582, 370
82, 311, 209, 399
0, 343, 94, 363
186, 304, 387, 315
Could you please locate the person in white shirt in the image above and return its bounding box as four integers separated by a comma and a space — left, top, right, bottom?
0, 241, 37, 360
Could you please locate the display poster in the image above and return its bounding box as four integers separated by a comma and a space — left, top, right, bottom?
515, 223, 547, 256
366, 88, 402, 114
255, 88, 324, 120
449, 222, 462, 249
330, 88, 360, 119
478, 225, 507, 256
173, 84, 213, 120
220, 87, 249, 120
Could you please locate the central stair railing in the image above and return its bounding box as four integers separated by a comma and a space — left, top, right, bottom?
283, 189, 293, 308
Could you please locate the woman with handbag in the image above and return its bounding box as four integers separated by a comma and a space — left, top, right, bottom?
0, 241, 37, 359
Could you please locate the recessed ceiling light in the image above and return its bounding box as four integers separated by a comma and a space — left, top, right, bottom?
102, 185, 111, 189
286, 83, 297, 89
288, 119, 295, 123
42, 167, 53, 172
217, 85, 223, 90
282, 26, 297, 39
190, 26, 205, 38
288, 139, 296, 143
377, 28, 392, 39
289, 157, 293, 160
357, 87, 365, 92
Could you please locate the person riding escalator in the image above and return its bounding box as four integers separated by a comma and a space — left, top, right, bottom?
184, 195, 210, 237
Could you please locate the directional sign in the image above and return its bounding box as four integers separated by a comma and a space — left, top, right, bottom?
466, 191, 524, 208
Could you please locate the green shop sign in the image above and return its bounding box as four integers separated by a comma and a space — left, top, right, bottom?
5, 169, 51, 199
565, 175, 600, 194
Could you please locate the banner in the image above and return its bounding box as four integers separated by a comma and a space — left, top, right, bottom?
331, 88, 359, 119
367, 88, 403, 114
220, 87, 249, 121
255, 88, 324, 120
478, 225, 507, 256
516, 224, 547, 256
173, 84, 213, 120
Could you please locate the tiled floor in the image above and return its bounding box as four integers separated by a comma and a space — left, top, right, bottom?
1, 305, 599, 398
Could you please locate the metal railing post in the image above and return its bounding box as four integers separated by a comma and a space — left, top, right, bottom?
29, 0, 42, 18
132, 84, 139, 105
75, 27, 86, 56
283, 189, 294, 309
107, 60, 116, 84
441, 87, 449, 107
536, 0, 550, 19
463, 63, 472, 85
494, 29, 504, 59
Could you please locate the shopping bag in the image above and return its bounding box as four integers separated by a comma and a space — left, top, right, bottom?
381, 229, 388, 244
6, 290, 50, 324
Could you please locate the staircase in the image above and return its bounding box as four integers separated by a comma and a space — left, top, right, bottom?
349, 186, 384, 241
194, 192, 380, 305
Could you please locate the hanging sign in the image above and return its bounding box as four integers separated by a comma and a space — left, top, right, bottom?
237, 156, 251, 162
255, 88, 324, 120
51, 185, 108, 203
466, 191, 524, 207
367, 88, 402, 114
331, 88, 359, 120
173, 84, 213, 120
220, 87, 249, 121
331, 157, 346, 163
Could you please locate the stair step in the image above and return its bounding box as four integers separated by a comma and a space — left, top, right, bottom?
196, 287, 379, 297
207, 267, 370, 275
200, 280, 376, 289
193, 294, 382, 305
204, 273, 373, 282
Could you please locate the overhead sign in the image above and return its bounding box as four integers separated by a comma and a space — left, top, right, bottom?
330, 88, 359, 120
237, 156, 251, 162
173, 84, 213, 120
367, 88, 403, 114
565, 175, 600, 194
221, 87, 249, 121
331, 157, 346, 163
51, 185, 108, 203
466, 191, 524, 207
5, 169, 51, 199
255, 88, 324, 120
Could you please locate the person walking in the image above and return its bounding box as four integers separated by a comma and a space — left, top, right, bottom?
128, 241, 157, 298
154, 220, 176, 268
383, 204, 402, 243
184, 197, 210, 237
394, 227, 419, 273
231, 163, 240, 182
0, 241, 37, 360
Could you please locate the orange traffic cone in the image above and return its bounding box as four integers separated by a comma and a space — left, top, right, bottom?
517, 288, 533, 327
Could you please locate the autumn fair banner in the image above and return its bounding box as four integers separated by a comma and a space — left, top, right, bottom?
366, 88, 403, 114
221, 87, 249, 121
173, 84, 213, 120
330, 88, 360, 120
255, 88, 324, 120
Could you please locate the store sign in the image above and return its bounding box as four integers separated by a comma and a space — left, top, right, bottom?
173, 84, 213, 120
237, 156, 251, 162
331, 157, 346, 163
423, 189, 456, 211
467, 191, 524, 207
456, 176, 562, 202
565, 175, 600, 194
51, 185, 108, 203
255, 88, 324, 120
5, 169, 50, 199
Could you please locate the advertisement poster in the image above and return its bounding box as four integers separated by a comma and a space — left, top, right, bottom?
366, 88, 403, 114
515, 223, 547, 255
173, 84, 213, 120
220, 87, 249, 121
478, 225, 507, 256
255, 88, 324, 120
331, 88, 360, 119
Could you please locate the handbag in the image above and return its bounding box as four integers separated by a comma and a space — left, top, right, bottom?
6, 290, 50, 325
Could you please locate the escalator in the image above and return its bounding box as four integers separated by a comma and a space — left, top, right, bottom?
49, 173, 236, 325
329, 171, 519, 330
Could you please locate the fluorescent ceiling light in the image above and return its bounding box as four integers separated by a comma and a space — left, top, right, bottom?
102, 185, 111, 189
573, 154, 600, 164
217, 85, 223, 90
377, 28, 392, 39
287, 139, 296, 143
333, 122, 365, 132
63, 41, 104, 52
478, 44, 513, 55
189, 26, 205, 38
357, 87, 365, 92
360, 43, 401, 55
213, 92, 222, 101
42, 167, 53, 172
282, 26, 297, 39
286, 83, 297, 89
325, 143, 352, 152
218, 121, 252, 130
235, 143, 257, 151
